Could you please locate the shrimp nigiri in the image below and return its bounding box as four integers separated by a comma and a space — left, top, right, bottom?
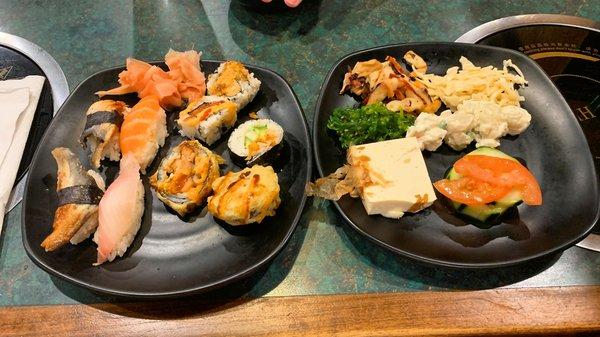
93, 154, 144, 265
120, 95, 168, 173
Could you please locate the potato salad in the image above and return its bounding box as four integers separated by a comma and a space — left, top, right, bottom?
406, 99, 531, 151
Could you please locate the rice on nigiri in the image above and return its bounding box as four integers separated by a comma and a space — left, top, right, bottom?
120, 95, 168, 173
93, 154, 144, 265
177, 95, 238, 145
206, 61, 260, 110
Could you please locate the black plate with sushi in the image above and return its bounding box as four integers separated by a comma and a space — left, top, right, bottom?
21, 53, 312, 298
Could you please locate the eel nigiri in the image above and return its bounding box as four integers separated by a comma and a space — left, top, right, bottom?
120, 95, 168, 173
41, 148, 105, 252
81, 100, 128, 169
93, 154, 145, 265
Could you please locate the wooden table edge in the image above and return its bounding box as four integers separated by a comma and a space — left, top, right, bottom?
2, 285, 600, 336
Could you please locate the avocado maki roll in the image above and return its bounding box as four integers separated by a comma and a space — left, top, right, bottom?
228, 119, 284, 167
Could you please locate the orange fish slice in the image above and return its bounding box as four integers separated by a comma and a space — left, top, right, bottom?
119, 96, 167, 172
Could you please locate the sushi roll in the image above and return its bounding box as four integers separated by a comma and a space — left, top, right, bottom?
228, 119, 284, 166
206, 61, 261, 110
81, 100, 127, 169
150, 140, 224, 216
120, 95, 168, 173
177, 95, 238, 145
41, 147, 106, 252
93, 154, 144, 265
208, 165, 280, 226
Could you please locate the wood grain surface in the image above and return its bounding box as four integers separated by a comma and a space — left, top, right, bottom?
2, 286, 600, 336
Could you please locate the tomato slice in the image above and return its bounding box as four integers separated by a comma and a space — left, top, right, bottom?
433, 176, 511, 205
453, 155, 542, 205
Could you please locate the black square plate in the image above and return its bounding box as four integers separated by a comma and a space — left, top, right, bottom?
313, 42, 599, 268
22, 61, 312, 298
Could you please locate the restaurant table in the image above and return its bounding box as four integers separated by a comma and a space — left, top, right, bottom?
1, 1, 599, 335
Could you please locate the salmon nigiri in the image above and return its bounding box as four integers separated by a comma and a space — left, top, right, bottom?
120, 95, 168, 173
93, 154, 144, 265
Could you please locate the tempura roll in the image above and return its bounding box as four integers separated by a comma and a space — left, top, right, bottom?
208, 165, 280, 226
150, 140, 223, 216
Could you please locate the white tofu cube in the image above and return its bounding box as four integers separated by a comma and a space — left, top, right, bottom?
347, 137, 436, 218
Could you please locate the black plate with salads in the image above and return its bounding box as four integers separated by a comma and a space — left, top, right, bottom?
313, 42, 599, 268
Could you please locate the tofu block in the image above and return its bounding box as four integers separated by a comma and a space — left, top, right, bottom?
347, 137, 436, 218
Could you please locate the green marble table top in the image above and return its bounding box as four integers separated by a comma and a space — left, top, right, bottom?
1, 0, 599, 306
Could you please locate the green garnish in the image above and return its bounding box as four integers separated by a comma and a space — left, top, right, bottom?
327, 103, 415, 148
244, 124, 268, 146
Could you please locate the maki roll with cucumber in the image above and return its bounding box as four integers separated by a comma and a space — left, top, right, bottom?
228, 119, 284, 166
434, 147, 542, 223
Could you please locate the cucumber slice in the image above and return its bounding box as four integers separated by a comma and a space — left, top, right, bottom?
244, 124, 268, 146
465, 146, 517, 161
444, 147, 523, 223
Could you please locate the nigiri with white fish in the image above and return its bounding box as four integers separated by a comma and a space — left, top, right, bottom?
93, 154, 145, 265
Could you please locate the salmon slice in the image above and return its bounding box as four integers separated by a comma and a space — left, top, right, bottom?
119, 96, 167, 172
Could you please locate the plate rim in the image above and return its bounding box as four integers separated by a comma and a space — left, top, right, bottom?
312, 42, 600, 269
21, 60, 313, 298
455, 14, 600, 43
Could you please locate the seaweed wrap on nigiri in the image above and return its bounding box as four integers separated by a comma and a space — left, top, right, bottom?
41, 147, 106, 252
81, 100, 128, 168
208, 165, 280, 226
150, 140, 224, 216
228, 119, 284, 167
93, 154, 144, 265
177, 95, 238, 145
207, 61, 261, 110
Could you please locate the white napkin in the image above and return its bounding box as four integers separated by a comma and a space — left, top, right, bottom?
0, 75, 45, 234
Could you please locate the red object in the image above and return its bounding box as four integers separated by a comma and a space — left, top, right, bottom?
434, 154, 542, 206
